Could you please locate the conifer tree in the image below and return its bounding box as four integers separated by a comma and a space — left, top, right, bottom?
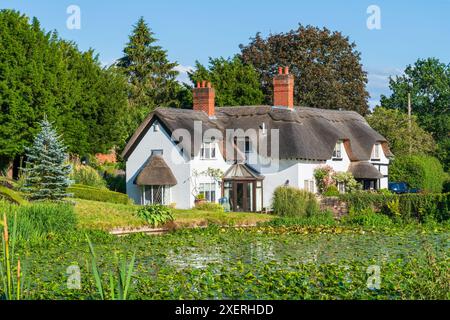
23, 118, 72, 202
117, 17, 180, 127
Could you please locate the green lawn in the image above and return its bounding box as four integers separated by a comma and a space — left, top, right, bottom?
74, 199, 274, 231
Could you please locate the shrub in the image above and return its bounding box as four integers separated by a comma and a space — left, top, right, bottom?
104, 173, 126, 194
390, 155, 446, 193
342, 208, 393, 227
340, 192, 450, 222
195, 193, 205, 201
266, 210, 336, 227
0, 186, 27, 205
323, 185, 340, 196
272, 186, 319, 217
313, 166, 334, 194
443, 177, 450, 193
195, 202, 225, 212
333, 172, 360, 193
68, 184, 131, 204
70, 164, 107, 189
136, 204, 174, 227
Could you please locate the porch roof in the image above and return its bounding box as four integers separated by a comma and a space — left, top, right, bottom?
348, 161, 383, 179
134, 155, 177, 186
223, 163, 264, 180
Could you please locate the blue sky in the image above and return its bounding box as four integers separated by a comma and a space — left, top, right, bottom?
2, 0, 450, 107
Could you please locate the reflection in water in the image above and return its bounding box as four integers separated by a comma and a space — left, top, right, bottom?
162, 232, 449, 270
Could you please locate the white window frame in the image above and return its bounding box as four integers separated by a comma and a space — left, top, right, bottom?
199, 182, 217, 202
304, 180, 315, 193
372, 143, 381, 160
200, 142, 216, 160
142, 185, 170, 205
151, 149, 163, 157
332, 141, 343, 159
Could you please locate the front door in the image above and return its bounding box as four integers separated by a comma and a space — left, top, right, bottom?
232, 181, 254, 212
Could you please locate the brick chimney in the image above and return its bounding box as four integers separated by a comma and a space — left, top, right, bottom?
193, 81, 215, 117
273, 66, 294, 108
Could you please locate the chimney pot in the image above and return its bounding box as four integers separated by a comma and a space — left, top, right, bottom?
193, 80, 216, 117
273, 67, 294, 109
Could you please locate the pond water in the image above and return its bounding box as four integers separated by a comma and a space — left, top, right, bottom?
147, 229, 450, 270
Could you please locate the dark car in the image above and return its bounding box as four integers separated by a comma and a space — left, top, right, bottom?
388, 182, 420, 194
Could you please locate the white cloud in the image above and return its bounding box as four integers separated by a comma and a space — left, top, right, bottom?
174, 65, 194, 85
366, 67, 404, 110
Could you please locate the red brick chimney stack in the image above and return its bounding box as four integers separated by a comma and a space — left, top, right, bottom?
193, 80, 215, 117
273, 66, 294, 108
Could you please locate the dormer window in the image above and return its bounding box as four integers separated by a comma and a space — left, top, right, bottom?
245, 137, 252, 154
260, 123, 267, 135
372, 143, 381, 160
201, 141, 216, 160
332, 141, 343, 160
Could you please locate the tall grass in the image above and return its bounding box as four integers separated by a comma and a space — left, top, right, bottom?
86, 234, 135, 300
272, 186, 319, 217
0, 201, 77, 243
1, 212, 26, 300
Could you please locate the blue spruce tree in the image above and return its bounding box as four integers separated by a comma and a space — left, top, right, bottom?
23, 118, 72, 201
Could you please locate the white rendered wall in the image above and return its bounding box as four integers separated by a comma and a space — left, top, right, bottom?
125, 121, 192, 208
370, 144, 390, 189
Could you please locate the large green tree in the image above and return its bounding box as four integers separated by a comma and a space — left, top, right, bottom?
117, 17, 180, 127
188, 56, 264, 107
239, 25, 370, 115
380, 58, 450, 170
0, 10, 128, 169
366, 107, 436, 157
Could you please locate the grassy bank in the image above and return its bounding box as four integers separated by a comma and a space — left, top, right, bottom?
74, 199, 274, 231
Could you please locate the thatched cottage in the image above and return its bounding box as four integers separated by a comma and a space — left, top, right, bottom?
122, 67, 392, 211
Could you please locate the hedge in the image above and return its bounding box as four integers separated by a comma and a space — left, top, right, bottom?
389, 155, 446, 193
339, 192, 450, 222
0, 185, 27, 205
68, 184, 132, 204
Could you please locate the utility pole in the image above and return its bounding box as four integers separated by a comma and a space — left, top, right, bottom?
408, 92, 412, 154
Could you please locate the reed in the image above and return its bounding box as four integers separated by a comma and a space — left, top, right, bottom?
86, 234, 135, 300
1, 212, 26, 300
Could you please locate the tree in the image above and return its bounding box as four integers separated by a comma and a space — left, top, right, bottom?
22, 118, 71, 201
239, 25, 370, 114
188, 56, 264, 106
117, 17, 180, 127
366, 107, 436, 157
380, 58, 450, 170
389, 155, 446, 193
0, 10, 128, 169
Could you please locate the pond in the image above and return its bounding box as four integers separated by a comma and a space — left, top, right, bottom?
19, 226, 450, 299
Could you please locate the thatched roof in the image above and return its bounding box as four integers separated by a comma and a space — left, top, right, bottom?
122, 106, 393, 162
134, 155, 177, 186
348, 161, 383, 179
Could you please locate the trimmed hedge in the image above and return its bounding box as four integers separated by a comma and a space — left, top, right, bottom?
390, 155, 446, 193
68, 184, 132, 204
0, 185, 27, 205
339, 192, 450, 222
